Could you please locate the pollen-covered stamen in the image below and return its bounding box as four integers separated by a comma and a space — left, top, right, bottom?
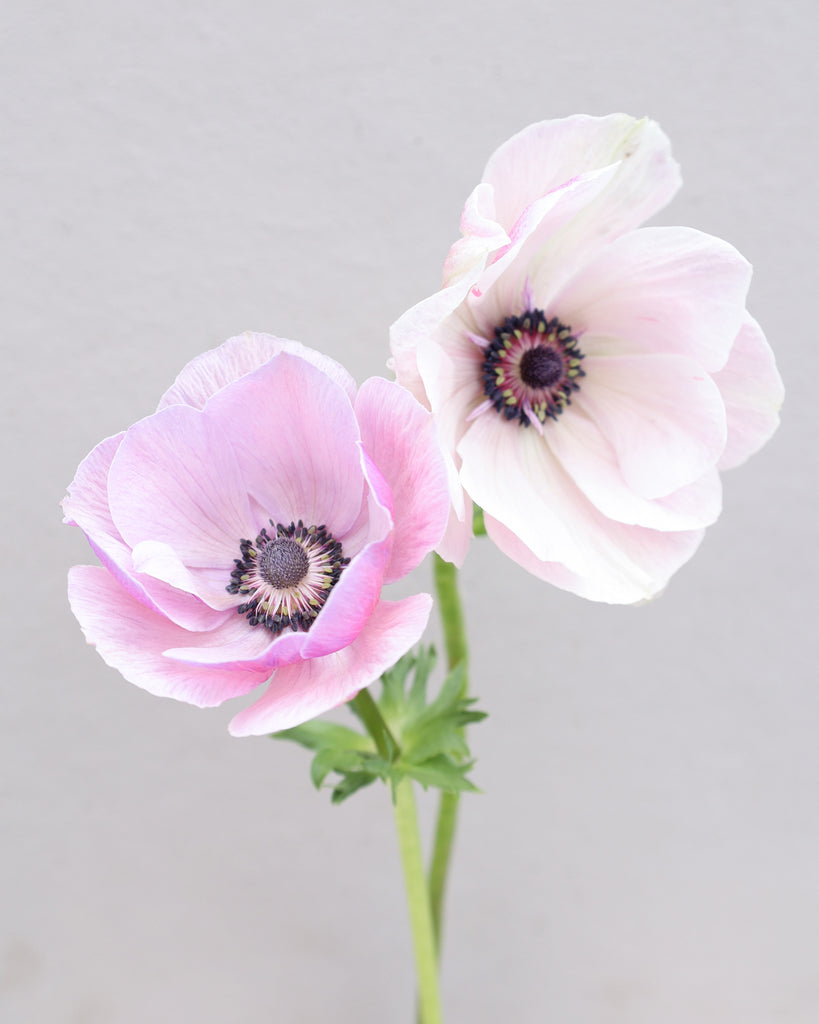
479, 309, 585, 428
226, 520, 350, 635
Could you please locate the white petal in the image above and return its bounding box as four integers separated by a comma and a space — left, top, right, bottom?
553, 226, 751, 373
578, 354, 727, 498
714, 315, 784, 469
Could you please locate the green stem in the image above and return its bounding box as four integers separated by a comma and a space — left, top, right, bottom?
351, 689, 442, 1021
393, 777, 443, 1024
433, 555, 468, 672
428, 554, 469, 953
349, 688, 397, 761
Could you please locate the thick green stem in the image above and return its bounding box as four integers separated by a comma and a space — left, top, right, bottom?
393, 777, 444, 1024
433, 555, 468, 673
428, 554, 469, 953
351, 690, 442, 1021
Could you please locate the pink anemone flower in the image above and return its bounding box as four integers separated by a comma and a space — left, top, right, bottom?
390, 114, 784, 603
64, 333, 450, 735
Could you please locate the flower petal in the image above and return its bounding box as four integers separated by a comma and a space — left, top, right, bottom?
578, 354, 727, 498
484, 512, 705, 604
355, 377, 449, 582
437, 498, 474, 567
68, 566, 268, 706
713, 315, 784, 470
457, 414, 600, 574
546, 410, 722, 530
442, 182, 509, 286
163, 608, 301, 670
553, 226, 751, 372
299, 450, 394, 659
130, 541, 239, 613
465, 165, 621, 328
228, 594, 432, 736
165, 450, 394, 671
62, 432, 125, 539
63, 432, 229, 630
482, 114, 680, 245
390, 272, 480, 407
108, 404, 256, 574
201, 353, 366, 540
157, 332, 357, 411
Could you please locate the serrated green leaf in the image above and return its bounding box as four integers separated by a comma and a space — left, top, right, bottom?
273, 720, 373, 754
401, 693, 475, 754
401, 713, 474, 763
406, 645, 436, 716
282, 644, 489, 802
310, 747, 372, 789
378, 650, 415, 719
402, 755, 480, 794
430, 661, 467, 711
330, 772, 379, 804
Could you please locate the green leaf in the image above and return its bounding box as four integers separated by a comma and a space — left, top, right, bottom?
310, 747, 372, 789
402, 720, 470, 764
378, 650, 416, 722
275, 644, 486, 805
429, 660, 467, 711
330, 771, 379, 804
402, 755, 480, 794
273, 720, 374, 754
407, 645, 436, 717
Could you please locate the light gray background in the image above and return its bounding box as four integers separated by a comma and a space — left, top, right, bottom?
3, 2, 816, 1022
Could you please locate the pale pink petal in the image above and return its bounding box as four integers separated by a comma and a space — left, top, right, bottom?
484, 513, 706, 605
163, 609, 304, 670
460, 408, 715, 589
62, 432, 125, 539
436, 498, 473, 567
63, 432, 229, 630
355, 377, 449, 582
165, 515, 393, 672
442, 182, 509, 286
457, 414, 602, 574
465, 165, 621, 329
714, 315, 784, 470
229, 594, 433, 736
414, 328, 484, 556
553, 227, 751, 372
482, 114, 680, 244
296, 451, 394, 659
108, 404, 256, 571
92, 534, 229, 630
578, 354, 727, 498
130, 541, 240, 612
157, 332, 357, 411
202, 353, 366, 539
62, 432, 146, 596
68, 566, 268, 706
546, 411, 722, 530
390, 272, 480, 406
416, 318, 486, 447
166, 450, 394, 671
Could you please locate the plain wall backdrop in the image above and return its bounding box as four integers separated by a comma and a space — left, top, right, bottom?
2, 1, 817, 1021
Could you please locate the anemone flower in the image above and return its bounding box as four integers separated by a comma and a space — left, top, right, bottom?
390, 114, 783, 602
64, 333, 450, 734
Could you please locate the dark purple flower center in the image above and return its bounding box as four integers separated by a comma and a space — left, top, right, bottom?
226, 520, 350, 635
258, 538, 310, 589
519, 346, 565, 389
480, 309, 584, 428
